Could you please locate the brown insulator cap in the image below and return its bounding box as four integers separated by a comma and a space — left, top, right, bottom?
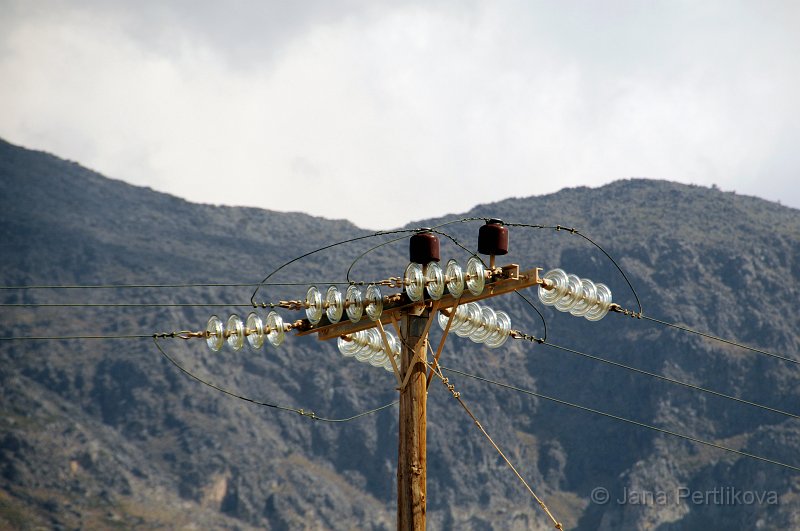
477, 219, 509, 255
409, 230, 440, 264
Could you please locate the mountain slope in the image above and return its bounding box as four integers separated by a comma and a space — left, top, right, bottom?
1, 138, 799, 530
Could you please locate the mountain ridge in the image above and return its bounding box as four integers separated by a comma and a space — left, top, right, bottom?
1, 137, 799, 530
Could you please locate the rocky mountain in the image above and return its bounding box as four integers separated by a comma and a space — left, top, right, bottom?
1, 137, 799, 530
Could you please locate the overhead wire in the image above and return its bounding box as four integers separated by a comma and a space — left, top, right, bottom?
0, 281, 351, 290
250, 227, 420, 305
343, 218, 484, 283
345, 233, 413, 283
510, 332, 800, 421
153, 337, 398, 423
250, 217, 483, 306
427, 226, 549, 341
6, 216, 795, 449
505, 222, 643, 315
440, 366, 800, 473
335, 221, 549, 340
620, 310, 800, 366
0, 303, 260, 308
1, 333, 159, 341
504, 220, 796, 366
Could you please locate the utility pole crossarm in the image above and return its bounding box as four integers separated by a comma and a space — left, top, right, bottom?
296, 265, 543, 342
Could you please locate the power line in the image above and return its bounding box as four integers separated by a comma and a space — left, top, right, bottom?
250, 218, 484, 306
505, 222, 643, 315
513, 290, 548, 342
153, 337, 397, 423
0, 333, 157, 341
641, 313, 799, 366
0, 303, 257, 308
611, 307, 800, 366
440, 366, 800, 473
342, 224, 550, 341
0, 281, 351, 290
251, 228, 426, 305
513, 337, 800, 421
346, 233, 416, 283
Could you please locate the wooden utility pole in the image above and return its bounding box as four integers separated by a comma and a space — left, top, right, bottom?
293, 223, 543, 530
397, 306, 428, 530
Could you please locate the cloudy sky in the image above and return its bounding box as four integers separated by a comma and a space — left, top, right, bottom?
1, 1, 798, 229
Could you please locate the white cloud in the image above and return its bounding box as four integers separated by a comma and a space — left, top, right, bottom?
1, 1, 799, 229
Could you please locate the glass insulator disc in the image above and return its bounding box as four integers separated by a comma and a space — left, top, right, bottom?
325, 286, 344, 323
471, 306, 497, 343
570, 279, 597, 317
245, 312, 265, 350
225, 314, 245, 351
305, 286, 323, 324
345, 285, 364, 323
338, 334, 360, 357
266, 311, 286, 347
585, 283, 612, 321
445, 259, 465, 298
456, 302, 482, 337
404, 262, 425, 302
355, 328, 380, 362
538, 269, 568, 306
365, 284, 383, 321
465, 257, 486, 296
438, 307, 464, 332
370, 349, 389, 367
383, 333, 401, 371
485, 310, 511, 349
345, 330, 369, 357
369, 331, 395, 367
554, 274, 583, 312
425, 261, 445, 300
206, 315, 225, 352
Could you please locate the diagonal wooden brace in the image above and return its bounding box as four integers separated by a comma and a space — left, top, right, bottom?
399, 300, 440, 391
376, 320, 403, 386
426, 298, 460, 389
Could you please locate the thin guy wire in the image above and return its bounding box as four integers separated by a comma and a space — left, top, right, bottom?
506, 222, 643, 315
427, 360, 563, 530
153, 337, 398, 423
528, 339, 800, 420
440, 366, 800, 473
